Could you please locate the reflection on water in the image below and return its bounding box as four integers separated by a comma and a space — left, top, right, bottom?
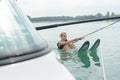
58, 47, 100, 67
90, 49, 100, 67
78, 50, 91, 68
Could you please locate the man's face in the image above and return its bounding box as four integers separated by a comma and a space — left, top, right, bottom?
61, 34, 67, 41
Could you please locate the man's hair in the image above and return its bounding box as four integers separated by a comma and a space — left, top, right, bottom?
60, 32, 66, 37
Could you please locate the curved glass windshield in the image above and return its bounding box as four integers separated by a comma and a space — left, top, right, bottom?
0, 0, 50, 60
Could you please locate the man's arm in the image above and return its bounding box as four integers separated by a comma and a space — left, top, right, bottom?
59, 40, 74, 45
72, 36, 85, 43
59, 37, 85, 45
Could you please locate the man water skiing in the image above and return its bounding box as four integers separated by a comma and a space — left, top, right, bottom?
57, 32, 84, 52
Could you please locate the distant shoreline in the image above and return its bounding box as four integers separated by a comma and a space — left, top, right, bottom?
28, 12, 120, 22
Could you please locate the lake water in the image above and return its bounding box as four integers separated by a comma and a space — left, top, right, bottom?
33, 21, 120, 80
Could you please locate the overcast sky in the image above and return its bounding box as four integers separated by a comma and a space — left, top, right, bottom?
18, 0, 120, 17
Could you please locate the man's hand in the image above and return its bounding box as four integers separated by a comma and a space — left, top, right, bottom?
72, 36, 85, 43
73, 38, 79, 42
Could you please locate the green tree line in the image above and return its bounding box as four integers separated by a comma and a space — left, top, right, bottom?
28, 12, 120, 22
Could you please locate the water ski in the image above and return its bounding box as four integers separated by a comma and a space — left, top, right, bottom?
89, 39, 100, 66
89, 39, 100, 51
78, 41, 90, 68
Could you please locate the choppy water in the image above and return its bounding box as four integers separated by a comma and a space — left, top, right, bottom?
33, 21, 120, 80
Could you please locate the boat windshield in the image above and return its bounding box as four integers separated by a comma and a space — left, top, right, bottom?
0, 0, 50, 62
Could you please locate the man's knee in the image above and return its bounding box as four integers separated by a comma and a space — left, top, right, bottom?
69, 43, 75, 48
69, 42, 73, 45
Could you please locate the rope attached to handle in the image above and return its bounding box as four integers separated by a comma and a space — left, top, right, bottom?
80, 20, 120, 39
